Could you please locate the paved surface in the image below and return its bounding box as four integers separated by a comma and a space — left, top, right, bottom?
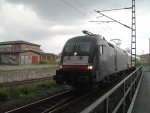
132, 71, 150, 113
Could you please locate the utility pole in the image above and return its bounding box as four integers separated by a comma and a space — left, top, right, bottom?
149, 38, 150, 72
131, 0, 136, 68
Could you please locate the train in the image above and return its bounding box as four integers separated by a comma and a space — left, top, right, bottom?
53, 30, 133, 89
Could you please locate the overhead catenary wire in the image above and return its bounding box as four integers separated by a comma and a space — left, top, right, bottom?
61, 0, 130, 46
94, 10, 132, 29
61, 0, 85, 16
74, 0, 87, 10
74, 0, 97, 17
62, 0, 98, 18
61, 0, 121, 41
94, 5, 132, 42
97, 7, 132, 12
73, 0, 119, 39
89, 20, 115, 23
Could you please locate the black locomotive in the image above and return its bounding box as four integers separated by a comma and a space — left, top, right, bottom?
54, 30, 131, 88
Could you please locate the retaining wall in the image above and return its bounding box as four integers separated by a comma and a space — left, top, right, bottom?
0, 68, 56, 83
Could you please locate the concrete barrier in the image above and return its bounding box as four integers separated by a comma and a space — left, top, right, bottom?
0, 68, 56, 83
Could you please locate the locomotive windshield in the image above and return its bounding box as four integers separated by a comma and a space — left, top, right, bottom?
64, 42, 91, 52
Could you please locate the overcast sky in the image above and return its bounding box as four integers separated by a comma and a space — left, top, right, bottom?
0, 0, 150, 54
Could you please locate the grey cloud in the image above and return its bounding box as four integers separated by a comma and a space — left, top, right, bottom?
5, 0, 150, 25
6, 0, 132, 24
0, 27, 50, 43
3, 0, 150, 54
6, 0, 89, 24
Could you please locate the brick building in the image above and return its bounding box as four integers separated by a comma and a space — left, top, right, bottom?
40, 52, 56, 62
140, 54, 149, 64
0, 40, 41, 65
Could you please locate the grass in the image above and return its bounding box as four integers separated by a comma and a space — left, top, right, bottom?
0, 80, 65, 102
0, 91, 8, 101
140, 63, 150, 67
39, 60, 58, 65
136, 62, 143, 67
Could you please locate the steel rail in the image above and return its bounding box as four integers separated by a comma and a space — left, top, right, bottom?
5, 90, 72, 113
41, 95, 75, 113
48, 89, 99, 113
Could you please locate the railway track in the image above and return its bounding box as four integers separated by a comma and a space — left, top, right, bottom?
54, 69, 135, 113
47, 89, 99, 113
5, 90, 73, 113
0, 77, 53, 88
4, 70, 135, 113
4, 89, 98, 113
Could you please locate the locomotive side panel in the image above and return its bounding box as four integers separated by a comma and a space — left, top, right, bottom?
98, 45, 108, 80
115, 47, 128, 71
106, 46, 116, 75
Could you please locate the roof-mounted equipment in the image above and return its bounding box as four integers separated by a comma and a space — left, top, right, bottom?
110, 39, 122, 47
82, 30, 105, 40
82, 30, 94, 36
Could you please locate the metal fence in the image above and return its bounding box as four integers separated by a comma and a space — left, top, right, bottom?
81, 66, 143, 113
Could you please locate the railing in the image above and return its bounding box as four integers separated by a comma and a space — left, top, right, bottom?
81, 66, 143, 113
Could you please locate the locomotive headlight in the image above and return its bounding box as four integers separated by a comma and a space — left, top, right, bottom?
74, 52, 77, 56
59, 65, 62, 69
87, 65, 93, 70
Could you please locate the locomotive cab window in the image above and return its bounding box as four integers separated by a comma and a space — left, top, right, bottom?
64, 42, 91, 52
100, 45, 104, 55
64, 42, 75, 52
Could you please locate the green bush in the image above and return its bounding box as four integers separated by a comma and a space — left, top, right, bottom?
0, 80, 65, 102
136, 62, 142, 67
7, 87, 20, 98
39, 60, 57, 65
37, 83, 51, 89
39, 60, 49, 64
20, 88, 29, 95
0, 92, 8, 101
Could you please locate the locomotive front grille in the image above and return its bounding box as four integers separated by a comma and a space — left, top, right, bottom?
63, 70, 93, 84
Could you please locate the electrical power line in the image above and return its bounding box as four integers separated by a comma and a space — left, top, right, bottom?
97, 7, 132, 12
73, 0, 97, 17
89, 20, 115, 23
61, 0, 131, 45
62, 0, 99, 20
74, 0, 87, 10
61, 0, 85, 16
94, 10, 131, 29
72, 1, 118, 39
